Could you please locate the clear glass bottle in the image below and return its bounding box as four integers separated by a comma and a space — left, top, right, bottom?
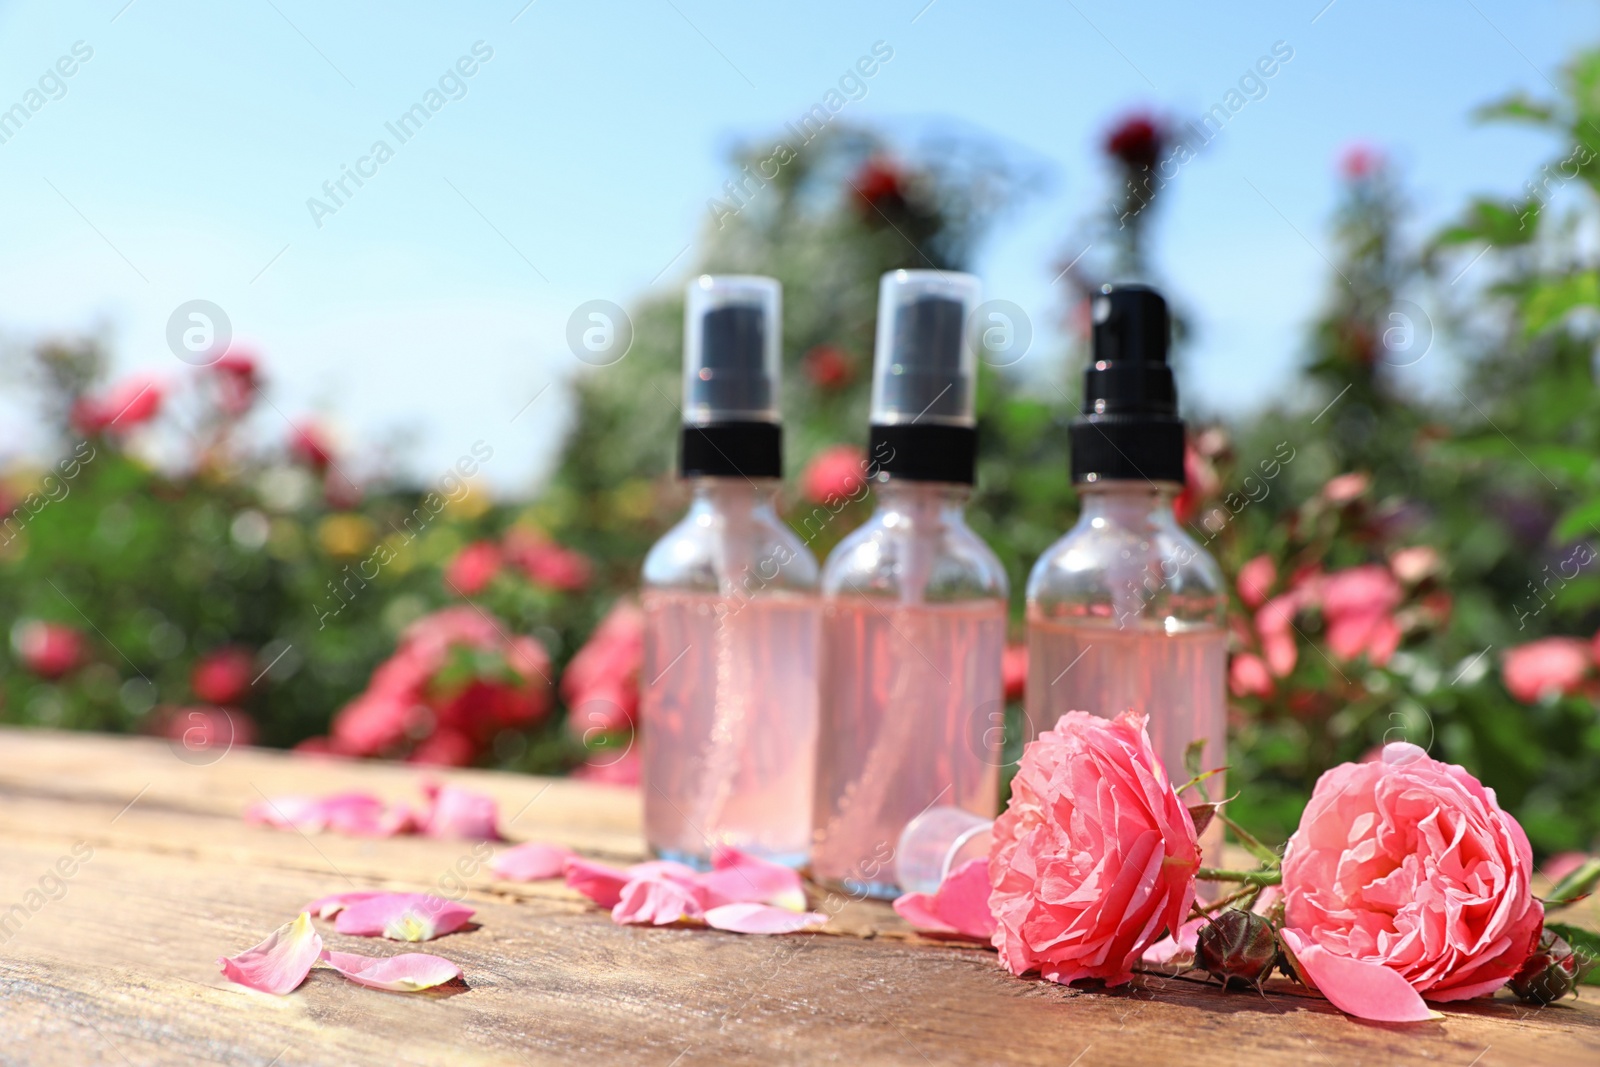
639, 275, 820, 869
812, 270, 1008, 898
1025, 284, 1227, 868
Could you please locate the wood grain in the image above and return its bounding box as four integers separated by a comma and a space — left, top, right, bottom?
0, 727, 1595, 1066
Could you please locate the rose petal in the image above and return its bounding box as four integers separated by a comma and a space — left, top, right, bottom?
698, 846, 808, 911
419, 782, 501, 840
492, 842, 575, 882
322, 950, 462, 992
703, 903, 827, 934
218, 912, 323, 995
244, 792, 412, 837
927, 858, 997, 941
612, 876, 706, 926
565, 857, 632, 908
892, 891, 958, 935
334, 893, 475, 941
244, 795, 330, 832
1280, 928, 1439, 1023
1142, 917, 1205, 967
304, 891, 386, 919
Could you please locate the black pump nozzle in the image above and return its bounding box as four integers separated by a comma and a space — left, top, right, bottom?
1069, 283, 1185, 484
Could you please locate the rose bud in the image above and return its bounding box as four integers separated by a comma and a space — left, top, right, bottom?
1197, 909, 1279, 989
1511, 930, 1580, 1005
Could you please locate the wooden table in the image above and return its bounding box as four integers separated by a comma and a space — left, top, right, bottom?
1, 728, 1596, 1066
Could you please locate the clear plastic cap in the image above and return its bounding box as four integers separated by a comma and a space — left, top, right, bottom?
869, 270, 982, 427
682, 275, 781, 425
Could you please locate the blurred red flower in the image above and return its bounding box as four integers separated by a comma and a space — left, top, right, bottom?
211, 350, 259, 416
1339, 142, 1383, 181
1105, 112, 1165, 170
290, 421, 335, 471
801, 445, 867, 504
505, 531, 592, 592
852, 156, 906, 215
71, 377, 164, 435
1002, 644, 1028, 703
803, 345, 854, 390
192, 647, 254, 705
330, 606, 551, 764
445, 541, 504, 596
1502, 637, 1591, 704
1173, 441, 1219, 525
14, 621, 85, 679
561, 600, 643, 742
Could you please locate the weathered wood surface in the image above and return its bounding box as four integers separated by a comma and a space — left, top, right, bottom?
0, 728, 1595, 1066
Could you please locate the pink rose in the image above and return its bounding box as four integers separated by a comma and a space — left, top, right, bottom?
1281, 742, 1543, 1022
1228, 652, 1273, 698
1255, 594, 1301, 677
192, 647, 254, 705
1236, 554, 1277, 609
1389, 545, 1440, 585
504, 530, 592, 592
444, 541, 503, 596
1502, 637, 1591, 704
13, 621, 85, 679
71, 376, 164, 434
1322, 471, 1370, 503
988, 710, 1200, 987
800, 445, 867, 504
1321, 564, 1402, 666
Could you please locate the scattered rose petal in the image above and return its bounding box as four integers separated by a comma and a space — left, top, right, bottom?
704, 903, 827, 935
1142, 917, 1205, 968
218, 913, 323, 995
419, 782, 502, 840
245, 792, 411, 837
891, 858, 995, 941
492, 842, 575, 882
322, 950, 462, 992
334, 893, 475, 942
565, 857, 632, 908
305, 891, 386, 919
1280, 928, 1439, 1023
699, 846, 808, 912
612, 876, 706, 926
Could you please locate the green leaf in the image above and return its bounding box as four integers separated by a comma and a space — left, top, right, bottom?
1523, 272, 1600, 336
1544, 856, 1600, 907
1555, 498, 1600, 542
1183, 738, 1206, 778
1472, 93, 1558, 126
1433, 197, 1539, 248
1547, 922, 1600, 986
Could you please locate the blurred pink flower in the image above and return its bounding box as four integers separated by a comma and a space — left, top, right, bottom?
1338, 142, 1384, 181
1321, 564, 1402, 665
13, 620, 85, 679
1322, 471, 1370, 504
444, 541, 503, 597
1229, 652, 1274, 698
1389, 545, 1440, 585
561, 600, 643, 734
801, 445, 867, 504
1236, 554, 1277, 609
71, 377, 164, 434
192, 646, 254, 705
211, 350, 259, 416
290, 421, 335, 471
504, 530, 592, 592
1502, 637, 1591, 704
1255, 595, 1301, 677
1173, 440, 1219, 526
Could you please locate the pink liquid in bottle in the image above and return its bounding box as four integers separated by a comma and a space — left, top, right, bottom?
1026, 618, 1228, 865
641, 589, 820, 867
811, 599, 1005, 896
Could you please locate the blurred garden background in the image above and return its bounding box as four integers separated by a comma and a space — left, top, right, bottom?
4, 4, 1600, 860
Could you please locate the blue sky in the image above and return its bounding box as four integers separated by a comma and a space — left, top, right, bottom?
0, 0, 1592, 490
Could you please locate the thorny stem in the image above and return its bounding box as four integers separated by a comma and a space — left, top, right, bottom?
1196, 867, 1282, 887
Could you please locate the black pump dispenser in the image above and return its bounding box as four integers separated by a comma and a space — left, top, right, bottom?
679, 276, 784, 480
1068, 283, 1185, 484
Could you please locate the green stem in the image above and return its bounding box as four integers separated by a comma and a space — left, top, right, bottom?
1196, 867, 1282, 886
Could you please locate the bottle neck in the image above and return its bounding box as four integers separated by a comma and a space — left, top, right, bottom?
686, 477, 781, 519
872, 478, 972, 525
1074, 480, 1181, 528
